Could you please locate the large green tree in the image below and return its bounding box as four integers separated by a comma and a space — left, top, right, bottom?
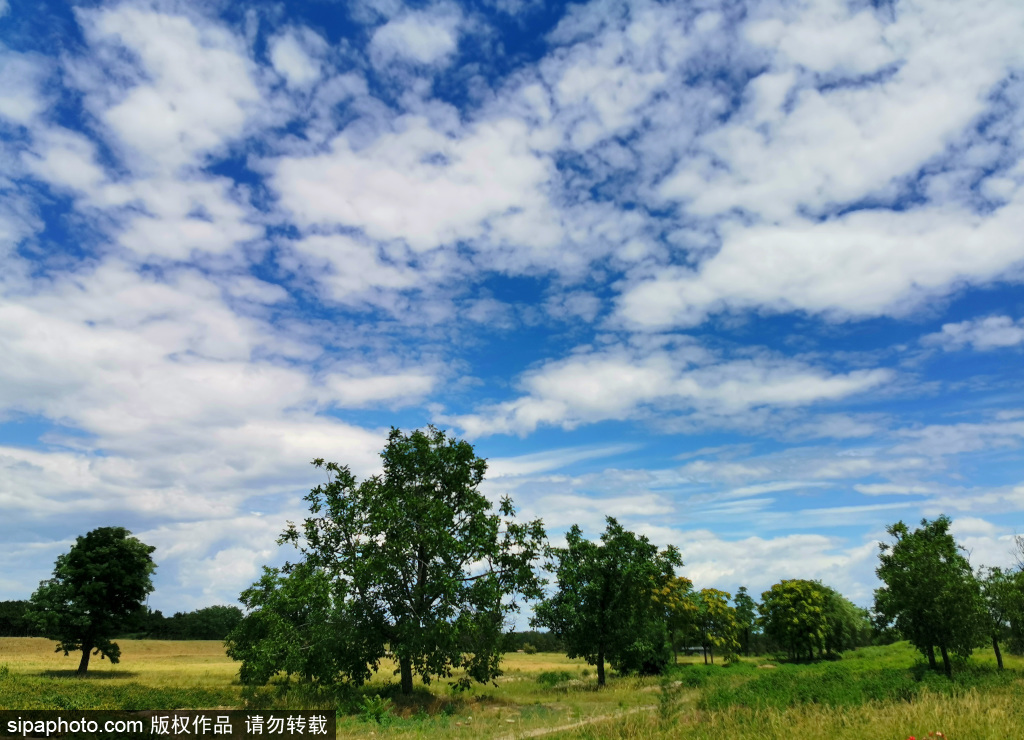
874, 516, 984, 677
229, 426, 546, 695
532, 517, 681, 685
759, 579, 829, 661
27, 527, 156, 674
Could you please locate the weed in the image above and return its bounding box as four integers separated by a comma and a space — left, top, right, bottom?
358, 694, 394, 725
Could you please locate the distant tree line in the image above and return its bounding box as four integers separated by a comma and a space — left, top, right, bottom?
501, 630, 565, 654
127, 605, 244, 640
2, 599, 242, 641
0, 600, 36, 637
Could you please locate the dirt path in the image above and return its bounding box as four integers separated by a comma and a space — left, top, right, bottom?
495, 705, 654, 739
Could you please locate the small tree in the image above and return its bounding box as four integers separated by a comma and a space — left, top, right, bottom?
732, 587, 758, 656
692, 588, 740, 664
874, 516, 985, 677
978, 566, 1024, 670
532, 517, 681, 685
230, 426, 546, 695
820, 587, 872, 656
654, 575, 697, 663
27, 527, 156, 674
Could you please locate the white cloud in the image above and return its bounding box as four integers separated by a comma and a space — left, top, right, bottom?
323, 370, 438, 408
450, 342, 892, 437
369, 7, 462, 67
892, 420, 1024, 456
0, 50, 48, 125
486, 443, 638, 478
269, 28, 326, 88
76, 5, 261, 172
22, 127, 107, 192
854, 483, 934, 496
923, 315, 1024, 351
616, 202, 1024, 330
271, 115, 560, 253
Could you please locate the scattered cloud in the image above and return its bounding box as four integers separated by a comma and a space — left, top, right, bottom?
923, 315, 1024, 351
450, 342, 892, 437
369, 5, 463, 67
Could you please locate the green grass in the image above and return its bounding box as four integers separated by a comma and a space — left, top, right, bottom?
3, 638, 1024, 739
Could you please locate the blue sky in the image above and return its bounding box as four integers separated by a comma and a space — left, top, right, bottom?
2, 0, 1024, 618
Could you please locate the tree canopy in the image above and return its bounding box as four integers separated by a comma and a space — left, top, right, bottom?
874, 516, 985, 677
732, 587, 758, 656
532, 517, 681, 685
27, 526, 156, 674
228, 426, 546, 694
691, 588, 741, 664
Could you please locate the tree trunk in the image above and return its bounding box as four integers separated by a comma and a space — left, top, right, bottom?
399, 656, 413, 695
992, 634, 1003, 671
596, 648, 605, 686
702, 645, 707, 665
709, 645, 714, 664
939, 644, 951, 679
77, 646, 92, 675
926, 644, 937, 670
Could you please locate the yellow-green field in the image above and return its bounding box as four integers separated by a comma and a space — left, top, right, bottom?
2, 638, 1023, 739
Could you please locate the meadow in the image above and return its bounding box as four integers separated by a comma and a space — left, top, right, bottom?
1, 638, 1023, 739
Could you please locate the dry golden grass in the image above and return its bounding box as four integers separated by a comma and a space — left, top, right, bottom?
0, 637, 238, 686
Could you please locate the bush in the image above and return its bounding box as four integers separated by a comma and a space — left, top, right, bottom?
359, 694, 394, 725
536, 670, 574, 688
522, 643, 537, 654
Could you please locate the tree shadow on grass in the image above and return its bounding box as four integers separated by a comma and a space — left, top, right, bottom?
40, 670, 140, 679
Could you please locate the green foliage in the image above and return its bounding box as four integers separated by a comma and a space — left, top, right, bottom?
230, 426, 546, 695
522, 642, 538, 654
532, 517, 681, 685
535, 670, 574, 688
502, 630, 564, 653
656, 673, 685, 725
874, 515, 985, 676
654, 575, 697, 662
759, 579, 829, 661
358, 694, 394, 725
26, 527, 156, 674
699, 662, 904, 711
732, 586, 758, 656
0, 601, 38, 637
820, 587, 873, 656
978, 566, 1024, 664
692, 588, 741, 664
226, 562, 365, 685
138, 605, 243, 640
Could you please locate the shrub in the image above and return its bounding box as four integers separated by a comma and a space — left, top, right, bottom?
536, 670, 574, 688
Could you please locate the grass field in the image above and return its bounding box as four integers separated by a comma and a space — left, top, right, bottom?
2, 638, 1023, 739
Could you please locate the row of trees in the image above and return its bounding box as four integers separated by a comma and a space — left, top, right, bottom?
21, 427, 1024, 685
1, 599, 242, 642
224, 426, 883, 693
529, 517, 874, 685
